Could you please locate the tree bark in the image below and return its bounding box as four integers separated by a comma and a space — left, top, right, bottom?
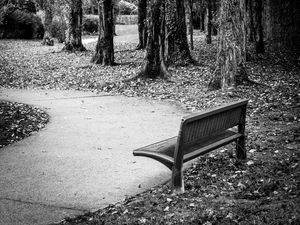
206, 0, 212, 44
42, 0, 54, 45
139, 0, 169, 78
212, 0, 218, 35
91, 0, 114, 65
189, 0, 194, 50
209, 0, 248, 90
165, 0, 193, 65
247, 0, 255, 42
200, 12, 205, 31
63, 0, 86, 51
255, 0, 264, 54
136, 0, 147, 49
113, 0, 119, 35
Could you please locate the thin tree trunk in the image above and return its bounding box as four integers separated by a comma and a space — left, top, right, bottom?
247, 0, 255, 42
137, 0, 147, 49
200, 12, 205, 31
212, 0, 218, 35
113, 0, 118, 35
91, 0, 114, 65
255, 0, 264, 53
198, 0, 204, 32
42, 1, 54, 45
206, 0, 212, 44
209, 0, 248, 90
165, 0, 193, 65
63, 0, 86, 51
139, 0, 169, 78
189, 0, 194, 50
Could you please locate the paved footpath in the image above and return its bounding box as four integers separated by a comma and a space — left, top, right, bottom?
0, 88, 187, 225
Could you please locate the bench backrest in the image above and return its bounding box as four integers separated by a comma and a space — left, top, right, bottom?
174, 99, 248, 164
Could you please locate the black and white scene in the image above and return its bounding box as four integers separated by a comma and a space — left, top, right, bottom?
0, 0, 299, 224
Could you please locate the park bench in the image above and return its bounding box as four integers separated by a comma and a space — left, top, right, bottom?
133, 99, 248, 193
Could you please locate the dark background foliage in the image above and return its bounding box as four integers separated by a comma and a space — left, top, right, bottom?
0, 3, 44, 39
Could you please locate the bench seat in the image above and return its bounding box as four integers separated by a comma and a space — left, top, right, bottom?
133, 130, 242, 169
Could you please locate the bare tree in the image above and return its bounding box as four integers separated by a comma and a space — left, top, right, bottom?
209, 0, 248, 90
139, 0, 169, 78
247, 0, 264, 53
63, 0, 86, 51
35, 0, 54, 45
165, 0, 193, 64
254, 0, 264, 53
188, 0, 194, 50
91, 0, 114, 65
136, 0, 147, 49
206, 0, 212, 44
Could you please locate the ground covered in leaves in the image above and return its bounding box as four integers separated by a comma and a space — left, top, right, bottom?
0, 101, 49, 148
0, 25, 299, 224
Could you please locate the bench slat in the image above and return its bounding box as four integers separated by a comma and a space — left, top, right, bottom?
183, 132, 242, 162
182, 99, 248, 122
182, 107, 242, 145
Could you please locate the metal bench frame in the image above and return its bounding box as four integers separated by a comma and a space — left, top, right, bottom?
133, 99, 248, 193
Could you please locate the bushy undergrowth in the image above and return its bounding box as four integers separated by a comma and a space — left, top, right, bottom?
83, 14, 98, 34
0, 4, 44, 39
51, 19, 66, 43
51, 15, 98, 42
0, 0, 36, 13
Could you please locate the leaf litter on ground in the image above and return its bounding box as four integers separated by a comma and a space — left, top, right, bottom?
0, 100, 49, 148
0, 31, 299, 224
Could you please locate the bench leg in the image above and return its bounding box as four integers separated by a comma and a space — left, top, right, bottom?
171, 166, 184, 194
236, 136, 246, 160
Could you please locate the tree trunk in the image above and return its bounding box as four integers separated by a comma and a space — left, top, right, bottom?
255, 0, 264, 54
139, 0, 169, 78
91, 5, 95, 14
165, 0, 193, 65
189, 0, 194, 50
247, 0, 255, 42
42, 1, 54, 46
209, 0, 248, 90
206, 0, 212, 44
91, 0, 114, 65
200, 12, 205, 31
113, 0, 118, 35
212, 0, 218, 35
63, 0, 86, 51
136, 0, 147, 49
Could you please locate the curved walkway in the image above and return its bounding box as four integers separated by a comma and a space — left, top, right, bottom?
0, 88, 187, 225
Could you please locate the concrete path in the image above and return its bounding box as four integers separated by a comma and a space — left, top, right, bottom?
0, 88, 187, 225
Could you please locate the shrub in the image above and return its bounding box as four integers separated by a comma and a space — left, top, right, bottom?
83, 14, 98, 34
30, 13, 44, 38
118, 0, 137, 15
21, 0, 37, 13
0, 4, 44, 39
51, 19, 66, 43
0, 0, 37, 13
51, 15, 98, 43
